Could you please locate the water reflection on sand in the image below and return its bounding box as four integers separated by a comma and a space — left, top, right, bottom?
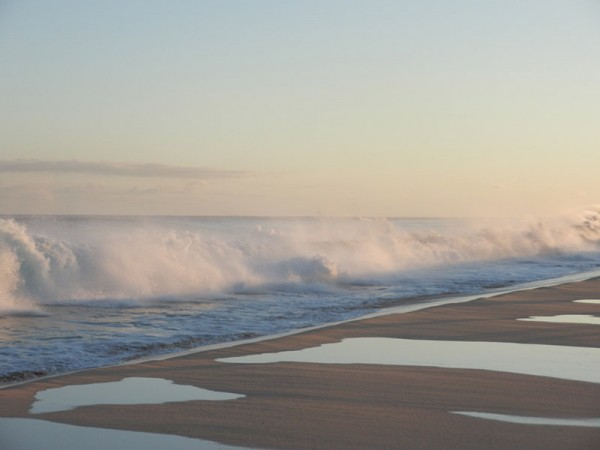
518, 315, 600, 325
218, 337, 600, 383
30, 377, 244, 414
574, 299, 600, 304
0, 418, 254, 450
452, 412, 600, 428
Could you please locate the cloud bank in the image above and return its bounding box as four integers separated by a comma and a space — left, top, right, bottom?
0, 159, 260, 214
0, 159, 249, 179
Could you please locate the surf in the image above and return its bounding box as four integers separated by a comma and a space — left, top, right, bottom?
1, 210, 599, 314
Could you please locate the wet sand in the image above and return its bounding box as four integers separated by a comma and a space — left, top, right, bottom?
1, 278, 600, 449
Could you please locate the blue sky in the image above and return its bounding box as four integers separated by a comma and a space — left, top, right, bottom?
1, 1, 599, 216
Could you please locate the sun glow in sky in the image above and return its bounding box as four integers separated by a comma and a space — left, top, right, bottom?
1, 0, 599, 217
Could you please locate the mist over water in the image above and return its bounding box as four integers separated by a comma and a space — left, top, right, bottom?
1, 210, 600, 382
2, 211, 600, 312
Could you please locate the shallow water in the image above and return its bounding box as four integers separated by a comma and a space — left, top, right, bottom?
218, 337, 600, 383
2, 215, 600, 382
518, 315, 600, 325
452, 411, 600, 428
0, 418, 255, 450
30, 377, 244, 414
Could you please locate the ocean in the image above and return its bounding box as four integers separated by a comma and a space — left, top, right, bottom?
1, 212, 600, 384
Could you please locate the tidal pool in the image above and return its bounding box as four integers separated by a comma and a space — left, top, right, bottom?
518, 315, 600, 325
217, 337, 600, 383
0, 418, 254, 450
452, 411, 600, 427
30, 377, 244, 414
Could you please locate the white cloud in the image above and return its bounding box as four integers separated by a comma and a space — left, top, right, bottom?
0, 161, 238, 214
0, 179, 218, 215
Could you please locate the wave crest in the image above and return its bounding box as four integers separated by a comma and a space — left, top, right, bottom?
1, 211, 599, 313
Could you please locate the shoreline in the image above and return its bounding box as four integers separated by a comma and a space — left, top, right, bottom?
1, 272, 600, 449
3, 267, 600, 390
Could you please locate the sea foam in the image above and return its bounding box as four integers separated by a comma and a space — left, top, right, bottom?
1, 210, 599, 314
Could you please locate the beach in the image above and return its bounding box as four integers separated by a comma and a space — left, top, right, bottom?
3, 1, 600, 448
6, 214, 600, 384
1, 276, 599, 450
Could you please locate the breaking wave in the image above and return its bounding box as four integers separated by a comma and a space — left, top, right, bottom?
1, 208, 600, 314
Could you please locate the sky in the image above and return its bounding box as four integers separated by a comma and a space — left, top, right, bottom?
1, 0, 599, 217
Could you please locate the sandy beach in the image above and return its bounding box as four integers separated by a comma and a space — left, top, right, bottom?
4, 1, 600, 448
1, 277, 600, 450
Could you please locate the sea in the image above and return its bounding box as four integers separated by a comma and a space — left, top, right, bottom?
1, 211, 600, 384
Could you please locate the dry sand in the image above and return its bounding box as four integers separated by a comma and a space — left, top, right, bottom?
1, 278, 600, 449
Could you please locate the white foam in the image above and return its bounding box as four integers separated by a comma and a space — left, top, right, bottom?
452, 411, 600, 427
518, 315, 600, 325
0, 418, 255, 450
575, 299, 600, 304
218, 337, 600, 383
30, 377, 244, 414
4, 212, 600, 310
